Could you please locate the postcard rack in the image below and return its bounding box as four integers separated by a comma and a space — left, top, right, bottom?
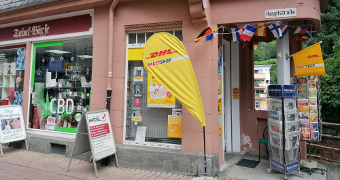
267, 85, 302, 180
296, 76, 325, 175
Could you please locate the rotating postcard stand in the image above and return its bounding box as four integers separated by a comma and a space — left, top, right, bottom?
266, 85, 302, 180
296, 76, 325, 175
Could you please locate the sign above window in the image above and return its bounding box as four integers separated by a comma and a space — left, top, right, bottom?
0, 14, 92, 42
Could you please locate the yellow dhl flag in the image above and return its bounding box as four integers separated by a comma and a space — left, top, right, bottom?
142, 32, 205, 127
293, 42, 326, 77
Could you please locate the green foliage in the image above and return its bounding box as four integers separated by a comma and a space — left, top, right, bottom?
320, 41, 340, 123
254, 42, 277, 61
304, 0, 340, 59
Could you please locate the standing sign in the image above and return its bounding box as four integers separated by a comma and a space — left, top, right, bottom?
67, 109, 118, 177
0, 105, 28, 157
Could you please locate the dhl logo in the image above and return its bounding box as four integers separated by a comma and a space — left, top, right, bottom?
308, 54, 318, 58
146, 49, 176, 59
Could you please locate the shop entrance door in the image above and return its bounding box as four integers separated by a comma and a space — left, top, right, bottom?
223, 40, 240, 155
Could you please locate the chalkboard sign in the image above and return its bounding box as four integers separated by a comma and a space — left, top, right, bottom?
67, 109, 118, 177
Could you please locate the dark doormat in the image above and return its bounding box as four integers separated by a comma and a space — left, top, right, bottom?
236, 159, 260, 168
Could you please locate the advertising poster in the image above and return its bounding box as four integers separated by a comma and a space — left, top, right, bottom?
232, 88, 239, 99
86, 110, 116, 161
131, 107, 142, 121
147, 73, 175, 108
218, 80, 222, 97
218, 115, 222, 135
133, 67, 144, 81
167, 115, 182, 138
16, 48, 25, 70
218, 98, 222, 115
0, 106, 26, 143
218, 46, 222, 75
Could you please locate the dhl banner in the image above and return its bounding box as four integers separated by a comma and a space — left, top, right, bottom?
167, 115, 182, 138
142, 32, 206, 127
147, 73, 176, 108
293, 42, 326, 77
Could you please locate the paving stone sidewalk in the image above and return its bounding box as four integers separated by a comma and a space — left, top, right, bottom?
0, 147, 241, 180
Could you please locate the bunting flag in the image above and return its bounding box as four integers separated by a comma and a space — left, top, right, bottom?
194, 27, 218, 42
305, 28, 316, 38
238, 26, 245, 36
143, 32, 206, 127
292, 37, 309, 42
255, 23, 266, 37
293, 42, 326, 76
294, 25, 310, 34
251, 41, 259, 50
240, 24, 257, 41
279, 25, 291, 39
268, 22, 282, 39
231, 28, 240, 42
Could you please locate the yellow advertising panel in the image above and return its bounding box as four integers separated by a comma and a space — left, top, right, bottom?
128, 48, 143, 61
218, 125, 222, 135
293, 43, 326, 76
167, 115, 182, 138
147, 73, 176, 108
142, 32, 205, 126
218, 80, 222, 97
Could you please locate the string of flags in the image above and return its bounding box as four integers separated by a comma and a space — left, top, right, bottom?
194, 21, 316, 44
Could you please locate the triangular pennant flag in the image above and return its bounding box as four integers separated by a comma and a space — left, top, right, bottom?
255, 23, 266, 37
240, 24, 257, 41
305, 28, 316, 38
268, 22, 282, 39
294, 25, 310, 34
279, 25, 291, 39
292, 37, 309, 42
143, 32, 206, 126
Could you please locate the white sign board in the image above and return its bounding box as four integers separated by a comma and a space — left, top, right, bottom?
0, 105, 26, 143
265, 8, 297, 19
86, 110, 116, 161
68, 109, 118, 178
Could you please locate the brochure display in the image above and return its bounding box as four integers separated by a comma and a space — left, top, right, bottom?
67, 109, 118, 178
0, 105, 28, 157
297, 76, 325, 175
267, 85, 302, 179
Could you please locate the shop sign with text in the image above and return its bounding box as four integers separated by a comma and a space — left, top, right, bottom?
0, 14, 92, 42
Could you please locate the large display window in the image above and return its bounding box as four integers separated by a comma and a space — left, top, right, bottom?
125, 30, 183, 146
0, 47, 25, 106
29, 37, 92, 133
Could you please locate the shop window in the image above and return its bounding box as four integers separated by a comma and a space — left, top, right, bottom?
126, 30, 183, 146
30, 37, 92, 133
128, 30, 182, 45
0, 47, 25, 106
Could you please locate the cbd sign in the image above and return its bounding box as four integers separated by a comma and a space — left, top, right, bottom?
49, 98, 74, 114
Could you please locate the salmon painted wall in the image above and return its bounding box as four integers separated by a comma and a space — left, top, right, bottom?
112, 0, 221, 156
211, 0, 322, 31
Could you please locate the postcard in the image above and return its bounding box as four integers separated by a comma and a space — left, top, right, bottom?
298, 99, 308, 106
309, 89, 317, 98
311, 131, 319, 141
309, 97, 317, 106
309, 113, 318, 122
310, 122, 318, 131
298, 106, 309, 113
297, 77, 308, 86
299, 119, 310, 128
309, 106, 318, 113
298, 112, 309, 120
297, 86, 308, 92
308, 80, 317, 89
297, 92, 308, 99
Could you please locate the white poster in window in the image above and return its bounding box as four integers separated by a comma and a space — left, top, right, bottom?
0, 105, 26, 143
147, 73, 175, 108
135, 126, 147, 142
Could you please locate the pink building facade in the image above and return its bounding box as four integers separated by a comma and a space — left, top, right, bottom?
0, 0, 329, 176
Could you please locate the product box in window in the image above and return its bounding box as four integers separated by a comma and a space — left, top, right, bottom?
8, 87, 15, 100
32, 106, 40, 129
1, 100, 9, 105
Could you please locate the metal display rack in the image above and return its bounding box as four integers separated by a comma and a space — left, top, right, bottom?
296, 76, 325, 175
267, 85, 302, 180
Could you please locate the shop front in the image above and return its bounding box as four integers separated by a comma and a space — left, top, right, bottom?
0, 0, 331, 177
0, 9, 95, 156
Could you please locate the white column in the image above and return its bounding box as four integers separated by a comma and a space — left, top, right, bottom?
276, 28, 290, 85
